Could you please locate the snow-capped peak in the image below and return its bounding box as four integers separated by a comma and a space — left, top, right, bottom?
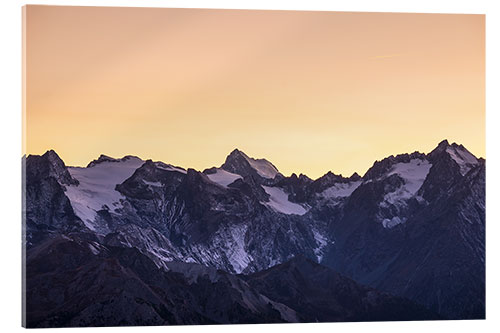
222, 149, 280, 179
428, 140, 480, 176
86, 154, 143, 168
64, 155, 145, 234
244, 155, 279, 179
445, 144, 479, 176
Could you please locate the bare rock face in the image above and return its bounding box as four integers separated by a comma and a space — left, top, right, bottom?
24, 151, 86, 247
321, 142, 484, 319
23, 140, 485, 326
25, 235, 439, 327
245, 256, 441, 322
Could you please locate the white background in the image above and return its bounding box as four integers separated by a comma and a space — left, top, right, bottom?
1, 0, 498, 332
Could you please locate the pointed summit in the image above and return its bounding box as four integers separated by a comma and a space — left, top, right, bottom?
428, 139, 450, 157
349, 172, 361, 181
43, 149, 62, 161
428, 140, 479, 176
221, 148, 280, 179
438, 139, 450, 147
26, 150, 79, 186
445, 143, 479, 176
228, 148, 245, 157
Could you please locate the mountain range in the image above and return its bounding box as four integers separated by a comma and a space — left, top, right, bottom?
22, 140, 485, 327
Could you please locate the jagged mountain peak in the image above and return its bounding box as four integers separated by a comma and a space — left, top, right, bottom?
227, 148, 246, 157
38, 149, 67, 168
349, 172, 362, 181
361, 140, 478, 181
288, 173, 313, 183
27, 149, 79, 186
428, 139, 472, 156
323, 170, 345, 179
25, 140, 486, 322
298, 173, 311, 181
307, 170, 362, 201
315, 170, 358, 186
363, 151, 427, 180
86, 154, 143, 168
222, 148, 280, 179
438, 139, 450, 147
428, 140, 479, 176
428, 139, 452, 157
42, 149, 61, 161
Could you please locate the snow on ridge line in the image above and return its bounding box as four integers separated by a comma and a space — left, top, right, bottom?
65, 157, 145, 233
155, 163, 187, 174
261, 186, 308, 216
206, 169, 242, 187
242, 154, 279, 179
445, 146, 479, 176
320, 181, 362, 199
86, 155, 143, 168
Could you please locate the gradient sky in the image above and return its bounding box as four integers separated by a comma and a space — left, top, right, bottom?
24, 6, 485, 179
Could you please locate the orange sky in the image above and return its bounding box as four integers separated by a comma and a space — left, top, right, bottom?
24, 6, 484, 179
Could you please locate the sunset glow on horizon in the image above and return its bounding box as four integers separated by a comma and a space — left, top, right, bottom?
24, 6, 485, 179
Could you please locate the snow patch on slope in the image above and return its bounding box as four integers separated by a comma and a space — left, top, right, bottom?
207, 169, 242, 187
261, 186, 308, 216
88, 242, 103, 255
312, 229, 329, 262
446, 145, 479, 176
382, 216, 405, 229
319, 181, 362, 199
383, 159, 432, 205
143, 180, 162, 187
65, 156, 144, 233
227, 225, 251, 273
242, 155, 279, 179
379, 159, 432, 228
